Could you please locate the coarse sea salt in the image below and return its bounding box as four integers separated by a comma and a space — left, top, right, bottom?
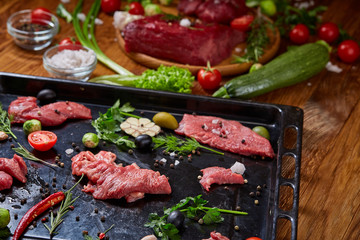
230, 162, 246, 175
326, 61, 343, 73
48, 49, 95, 68
179, 18, 191, 27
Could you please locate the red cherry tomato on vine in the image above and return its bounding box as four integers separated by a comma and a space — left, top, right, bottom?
318, 22, 339, 44
337, 40, 360, 63
246, 237, 262, 240
197, 63, 222, 91
28, 131, 57, 152
59, 37, 82, 51
289, 24, 309, 45
230, 15, 254, 32
101, 0, 121, 14
31, 7, 52, 25
128, 2, 145, 15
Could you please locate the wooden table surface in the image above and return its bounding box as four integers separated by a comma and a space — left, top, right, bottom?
1, 0, 359, 239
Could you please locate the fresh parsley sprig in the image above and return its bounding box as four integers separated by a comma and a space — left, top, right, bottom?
152, 135, 224, 156
92, 100, 137, 148
145, 195, 248, 239
44, 174, 84, 236
275, 4, 327, 35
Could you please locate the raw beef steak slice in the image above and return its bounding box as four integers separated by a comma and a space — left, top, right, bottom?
175, 114, 275, 158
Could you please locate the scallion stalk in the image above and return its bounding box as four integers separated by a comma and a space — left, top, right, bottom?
72, 0, 133, 76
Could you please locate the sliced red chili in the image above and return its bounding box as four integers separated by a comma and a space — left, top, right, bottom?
12, 191, 65, 240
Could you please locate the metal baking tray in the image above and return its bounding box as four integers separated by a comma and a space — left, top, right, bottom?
0, 72, 302, 240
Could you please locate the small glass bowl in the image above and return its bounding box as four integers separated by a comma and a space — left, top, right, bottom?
7, 9, 59, 51
43, 44, 97, 81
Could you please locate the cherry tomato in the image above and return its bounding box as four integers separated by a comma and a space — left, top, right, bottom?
28, 131, 57, 151
58, 37, 82, 51
128, 2, 145, 15
197, 63, 222, 91
31, 7, 52, 25
318, 22, 339, 44
337, 40, 360, 63
230, 15, 254, 32
101, 0, 121, 14
246, 237, 262, 240
289, 24, 309, 45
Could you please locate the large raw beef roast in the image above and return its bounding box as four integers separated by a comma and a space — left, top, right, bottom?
123, 15, 246, 66
178, 0, 249, 24
175, 114, 275, 158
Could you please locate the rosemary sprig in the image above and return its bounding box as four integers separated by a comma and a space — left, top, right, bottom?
0, 103, 17, 140
233, 12, 272, 63
44, 174, 84, 236
13, 143, 58, 168
153, 135, 224, 156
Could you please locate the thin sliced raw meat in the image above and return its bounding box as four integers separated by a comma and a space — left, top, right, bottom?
200, 166, 244, 191
22, 106, 67, 126
8, 96, 92, 126
0, 154, 27, 183
71, 151, 171, 202
175, 114, 275, 158
202, 231, 230, 240
0, 171, 13, 191
42, 101, 92, 119
8, 97, 38, 124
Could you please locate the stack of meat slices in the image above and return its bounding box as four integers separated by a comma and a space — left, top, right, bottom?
71, 151, 171, 202
0, 154, 27, 191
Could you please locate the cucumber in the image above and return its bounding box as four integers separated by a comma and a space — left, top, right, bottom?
213, 43, 329, 99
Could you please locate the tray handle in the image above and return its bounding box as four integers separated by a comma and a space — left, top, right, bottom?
272, 106, 303, 240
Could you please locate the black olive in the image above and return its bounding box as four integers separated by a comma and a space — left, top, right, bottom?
37, 89, 57, 105
135, 134, 153, 151
167, 210, 185, 229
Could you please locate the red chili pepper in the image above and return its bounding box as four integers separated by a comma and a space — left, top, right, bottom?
12, 191, 65, 240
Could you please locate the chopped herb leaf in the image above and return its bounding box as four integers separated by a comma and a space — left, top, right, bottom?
152, 134, 224, 156
92, 100, 137, 148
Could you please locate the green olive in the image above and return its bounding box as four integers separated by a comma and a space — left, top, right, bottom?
152, 112, 179, 130
23, 119, 42, 136
260, 0, 277, 16
0, 208, 10, 229
82, 133, 99, 148
252, 126, 270, 140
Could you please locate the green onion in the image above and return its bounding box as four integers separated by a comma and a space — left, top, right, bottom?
72, 0, 133, 76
